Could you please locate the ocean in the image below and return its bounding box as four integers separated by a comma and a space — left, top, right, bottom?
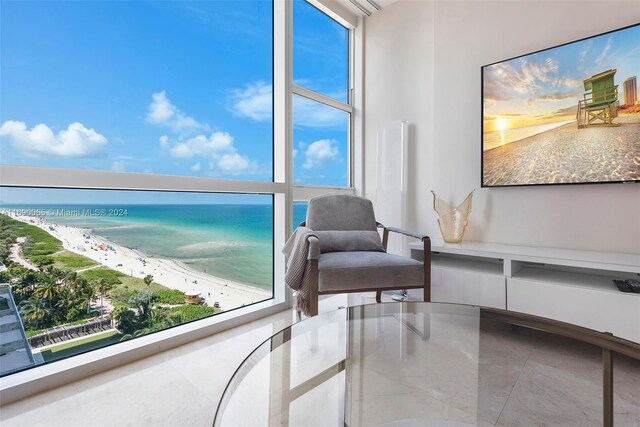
483, 120, 575, 151
1, 203, 311, 291
2, 202, 310, 290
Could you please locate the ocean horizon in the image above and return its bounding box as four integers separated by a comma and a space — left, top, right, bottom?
1, 203, 308, 291
483, 120, 575, 151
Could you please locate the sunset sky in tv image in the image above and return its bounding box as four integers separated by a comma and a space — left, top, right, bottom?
483, 25, 639, 133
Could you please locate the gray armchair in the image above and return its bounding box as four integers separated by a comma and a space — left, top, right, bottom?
301, 194, 431, 316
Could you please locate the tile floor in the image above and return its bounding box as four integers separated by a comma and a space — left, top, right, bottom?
1, 293, 639, 427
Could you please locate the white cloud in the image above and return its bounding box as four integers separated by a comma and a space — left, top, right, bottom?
294, 96, 345, 128
230, 81, 344, 128
0, 120, 107, 158
229, 82, 272, 122
218, 153, 249, 173
578, 40, 593, 71
164, 131, 255, 175
596, 36, 612, 66
146, 91, 207, 133
149, 90, 261, 176
169, 132, 234, 159
159, 135, 169, 148
484, 57, 580, 103
111, 161, 126, 172
302, 139, 340, 169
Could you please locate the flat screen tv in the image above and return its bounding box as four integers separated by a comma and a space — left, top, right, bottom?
481, 23, 640, 188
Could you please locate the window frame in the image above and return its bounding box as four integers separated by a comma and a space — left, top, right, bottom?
291, 0, 359, 198
0, 0, 363, 402
0, 0, 286, 398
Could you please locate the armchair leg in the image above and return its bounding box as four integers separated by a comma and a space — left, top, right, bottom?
310, 259, 319, 317
376, 291, 382, 303
423, 237, 431, 302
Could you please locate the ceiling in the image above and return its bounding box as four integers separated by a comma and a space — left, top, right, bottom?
338, 0, 398, 17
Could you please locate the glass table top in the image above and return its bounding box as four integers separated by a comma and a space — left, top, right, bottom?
214, 302, 640, 427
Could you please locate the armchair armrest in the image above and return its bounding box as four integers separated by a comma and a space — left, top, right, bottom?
377, 222, 430, 250
307, 236, 320, 260
386, 226, 429, 242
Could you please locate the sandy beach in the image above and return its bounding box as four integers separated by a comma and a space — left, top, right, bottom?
5, 213, 271, 311
483, 113, 640, 186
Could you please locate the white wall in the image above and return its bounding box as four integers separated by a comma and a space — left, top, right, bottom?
363, 0, 435, 249
364, 0, 640, 254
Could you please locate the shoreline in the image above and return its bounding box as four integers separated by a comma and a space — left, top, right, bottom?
4, 213, 271, 310
483, 113, 640, 186
483, 119, 575, 152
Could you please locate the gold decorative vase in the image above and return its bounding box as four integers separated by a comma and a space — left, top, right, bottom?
432, 190, 473, 243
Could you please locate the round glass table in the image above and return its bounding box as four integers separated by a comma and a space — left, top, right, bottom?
214, 302, 640, 427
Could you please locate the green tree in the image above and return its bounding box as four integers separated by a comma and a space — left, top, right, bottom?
9, 266, 38, 302
20, 295, 50, 328
77, 280, 96, 314
55, 287, 77, 321
33, 256, 54, 268
93, 278, 115, 318
143, 274, 154, 287
34, 274, 59, 309
112, 307, 138, 335
129, 289, 157, 325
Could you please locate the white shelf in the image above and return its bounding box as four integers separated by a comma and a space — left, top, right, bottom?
409, 238, 640, 342
514, 266, 640, 297
410, 239, 640, 274
432, 254, 503, 276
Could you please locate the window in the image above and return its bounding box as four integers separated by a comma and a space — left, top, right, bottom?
0, 1, 273, 181
293, 96, 350, 187
0, 0, 280, 378
292, 0, 353, 189
293, 0, 349, 102
293, 202, 308, 228
0, 188, 272, 367
0, 0, 360, 382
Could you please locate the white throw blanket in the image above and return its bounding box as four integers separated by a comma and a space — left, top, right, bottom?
282, 226, 317, 316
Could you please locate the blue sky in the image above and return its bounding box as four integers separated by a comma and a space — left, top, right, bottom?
0, 0, 349, 187
483, 24, 639, 131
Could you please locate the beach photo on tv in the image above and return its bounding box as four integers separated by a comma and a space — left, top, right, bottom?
482, 24, 640, 187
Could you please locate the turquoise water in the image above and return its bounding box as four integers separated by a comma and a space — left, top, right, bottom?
3, 204, 275, 290
293, 202, 308, 228
2, 201, 310, 290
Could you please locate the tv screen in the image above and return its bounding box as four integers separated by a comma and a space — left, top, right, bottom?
482, 23, 639, 187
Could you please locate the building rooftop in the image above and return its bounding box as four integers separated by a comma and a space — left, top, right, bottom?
0, 284, 36, 376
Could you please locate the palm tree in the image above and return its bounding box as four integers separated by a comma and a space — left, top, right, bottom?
129, 290, 156, 325
142, 275, 154, 314
143, 274, 154, 287
20, 295, 50, 329
63, 270, 79, 283
34, 274, 59, 309
149, 308, 172, 330
77, 281, 96, 314
55, 287, 77, 321
93, 278, 115, 318
10, 267, 37, 302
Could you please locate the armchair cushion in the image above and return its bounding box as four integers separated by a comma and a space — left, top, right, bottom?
318, 252, 423, 292
315, 231, 385, 253
307, 195, 377, 231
